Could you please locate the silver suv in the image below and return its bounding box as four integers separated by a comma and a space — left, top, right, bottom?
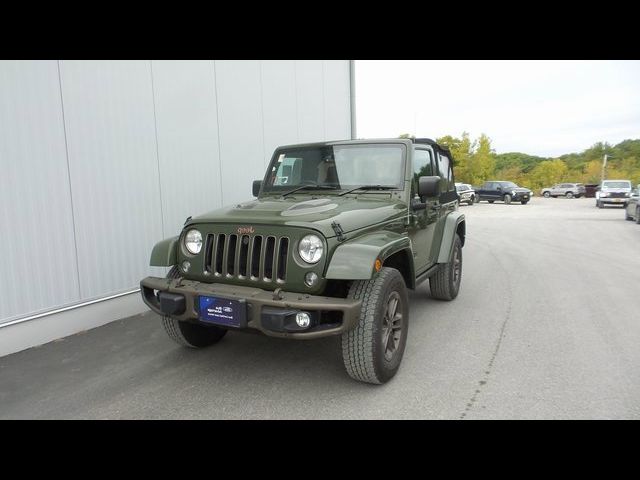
540, 183, 586, 199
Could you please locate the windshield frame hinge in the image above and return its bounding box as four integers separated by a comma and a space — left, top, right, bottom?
331, 221, 346, 242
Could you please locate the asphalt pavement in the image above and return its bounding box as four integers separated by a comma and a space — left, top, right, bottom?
1, 196, 639, 419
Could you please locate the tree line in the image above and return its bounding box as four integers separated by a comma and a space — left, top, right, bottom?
400, 133, 640, 190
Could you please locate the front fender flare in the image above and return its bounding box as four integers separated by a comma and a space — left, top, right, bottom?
325, 232, 413, 281
150, 236, 179, 266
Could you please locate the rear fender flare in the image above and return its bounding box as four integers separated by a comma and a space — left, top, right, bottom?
436, 212, 466, 263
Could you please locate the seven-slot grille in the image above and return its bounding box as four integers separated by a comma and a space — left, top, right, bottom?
608, 192, 628, 198
204, 233, 289, 283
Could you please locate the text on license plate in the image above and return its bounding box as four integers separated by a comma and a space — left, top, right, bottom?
198, 296, 245, 328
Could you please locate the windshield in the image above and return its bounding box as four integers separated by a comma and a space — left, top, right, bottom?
262, 144, 406, 193
500, 182, 518, 188
456, 184, 469, 192
602, 181, 631, 189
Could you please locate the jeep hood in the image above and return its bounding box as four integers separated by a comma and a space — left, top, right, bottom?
187, 195, 407, 238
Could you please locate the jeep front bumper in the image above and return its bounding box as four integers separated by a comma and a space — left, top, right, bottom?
140, 276, 362, 339
599, 198, 628, 205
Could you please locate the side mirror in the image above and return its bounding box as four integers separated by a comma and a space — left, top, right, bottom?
418, 176, 440, 198
252, 180, 262, 197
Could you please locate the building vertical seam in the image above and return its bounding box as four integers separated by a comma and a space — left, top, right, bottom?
56, 60, 83, 300
293, 60, 300, 142
148, 60, 166, 238
349, 60, 357, 139
258, 61, 267, 168
212, 61, 224, 206
321, 61, 326, 140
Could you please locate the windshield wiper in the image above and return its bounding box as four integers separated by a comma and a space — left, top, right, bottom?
281, 183, 338, 197
338, 185, 396, 196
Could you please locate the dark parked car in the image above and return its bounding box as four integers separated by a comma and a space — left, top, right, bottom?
584, 184, 599, 198
624, 185, 640, 224
476, 181, 532, 204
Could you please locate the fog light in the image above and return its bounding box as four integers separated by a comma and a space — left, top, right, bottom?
295, 312, 311, 328
181, 260, 191, 273
305, 272, 318, 287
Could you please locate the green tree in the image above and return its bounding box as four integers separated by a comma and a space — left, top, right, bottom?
468, 133, 495, 185
527, 159, 568, 190
437, 132, 474, 183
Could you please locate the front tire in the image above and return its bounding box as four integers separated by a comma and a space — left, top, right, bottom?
429, 234, 463, 301
521, 200, 529, 204
597, 200, 603, 209
341, 267, 409, 385
636, 207, 640, 224
566, 191, 574, 199
543, 191, 551, 198
161, 267, 227, 348
504, 194, 512, 204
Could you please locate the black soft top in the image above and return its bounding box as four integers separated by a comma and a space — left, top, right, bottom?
412, 138, 452, 157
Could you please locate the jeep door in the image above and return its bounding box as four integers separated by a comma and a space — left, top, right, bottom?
429, 149, 458, 263
409, 147, 439, 273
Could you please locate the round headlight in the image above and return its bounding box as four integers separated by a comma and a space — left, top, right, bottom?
298, 234, 323, 264
184, 229, 203, 254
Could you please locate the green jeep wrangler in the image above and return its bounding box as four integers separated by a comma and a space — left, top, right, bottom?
141, 138, 465, 384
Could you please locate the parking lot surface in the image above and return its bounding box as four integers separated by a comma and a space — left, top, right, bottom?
1, 197, 639, 419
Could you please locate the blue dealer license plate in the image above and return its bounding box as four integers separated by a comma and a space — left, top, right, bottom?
198, 296, 246, 328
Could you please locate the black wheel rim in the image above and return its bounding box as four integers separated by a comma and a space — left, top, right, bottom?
382, 291, 403, 361
452, 244, 461, 285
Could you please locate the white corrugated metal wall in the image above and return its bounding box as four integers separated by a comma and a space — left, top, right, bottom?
0, 60, 353, 332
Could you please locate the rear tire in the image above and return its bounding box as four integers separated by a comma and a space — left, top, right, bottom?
636, 207, 640, 224
488, 200, 494, 204
341, 267, 409, 384
161, 266, 227, 348
429, 235, 463, 301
